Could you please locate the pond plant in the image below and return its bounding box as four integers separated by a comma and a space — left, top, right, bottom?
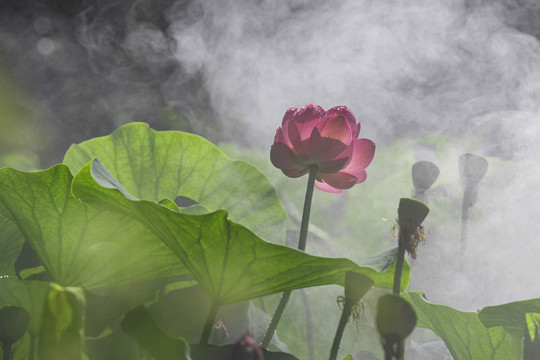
0, 104, 537, 359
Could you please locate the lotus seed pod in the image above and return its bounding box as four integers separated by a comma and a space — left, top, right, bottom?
412, 161, 439, 194
344, 272, 374, 305
459, 153, 488, 189
397, 198, 430, 230
0, 306, 30, 345
376, 294, 417, 341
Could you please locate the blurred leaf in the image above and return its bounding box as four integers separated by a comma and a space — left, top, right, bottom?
0, 165, 187, 290
14, 241, 44, 279
147, 285, 278, 347
0, 278, 48, 335
18, 266, 48, 281
0, 216, 25, 277
85, 330, 147, 360
83, 277, 194, 340
63, 122, 287, 243
121, 305, 298, 360
340, 355, 353, 360
37, 283, 85, 360
526, 313, 540, 342
524, 313, 540, 360
121, 305, 191, 360
478, 298, 540, 337
402, 292, 522, 360
72, 159, 407, 305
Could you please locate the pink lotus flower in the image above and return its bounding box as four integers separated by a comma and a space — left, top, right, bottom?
270, 104, 375, 193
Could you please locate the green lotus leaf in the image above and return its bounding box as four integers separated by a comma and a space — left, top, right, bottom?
402, 291, 522, 360
478, 298, 540, 337
63, 122, 286, 243
121, 305, 192, 360
526, 313, 540, 342
72, 159, 408, 305
0, 165, 186, 290
0, 216, 24, 277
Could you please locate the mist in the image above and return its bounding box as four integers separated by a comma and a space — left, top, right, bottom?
161, 0, 540, 309
169, 0, 540, 146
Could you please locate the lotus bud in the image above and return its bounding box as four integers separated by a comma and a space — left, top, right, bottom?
231, 332, 263, 360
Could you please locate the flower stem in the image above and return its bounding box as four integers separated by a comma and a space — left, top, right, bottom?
2, 342, 12, 360
199, 301, 220, 345
383, 345, 393, 360
261, 289, 292, 348
297, 165, 318, 251
392, 242, 407, 360
29, 333, 35, 360
460, 191, 469, 267
300, 289, 315, 360
261, 165, 318, 348
328, 301, 353, 360
393, 243, 406, 295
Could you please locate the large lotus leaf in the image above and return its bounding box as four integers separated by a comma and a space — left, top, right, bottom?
402, 292, 522, 360
63, 122, 286, 243
478, 298, 540, 336
72, 159, 408, 305
0, 165, 186, 290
